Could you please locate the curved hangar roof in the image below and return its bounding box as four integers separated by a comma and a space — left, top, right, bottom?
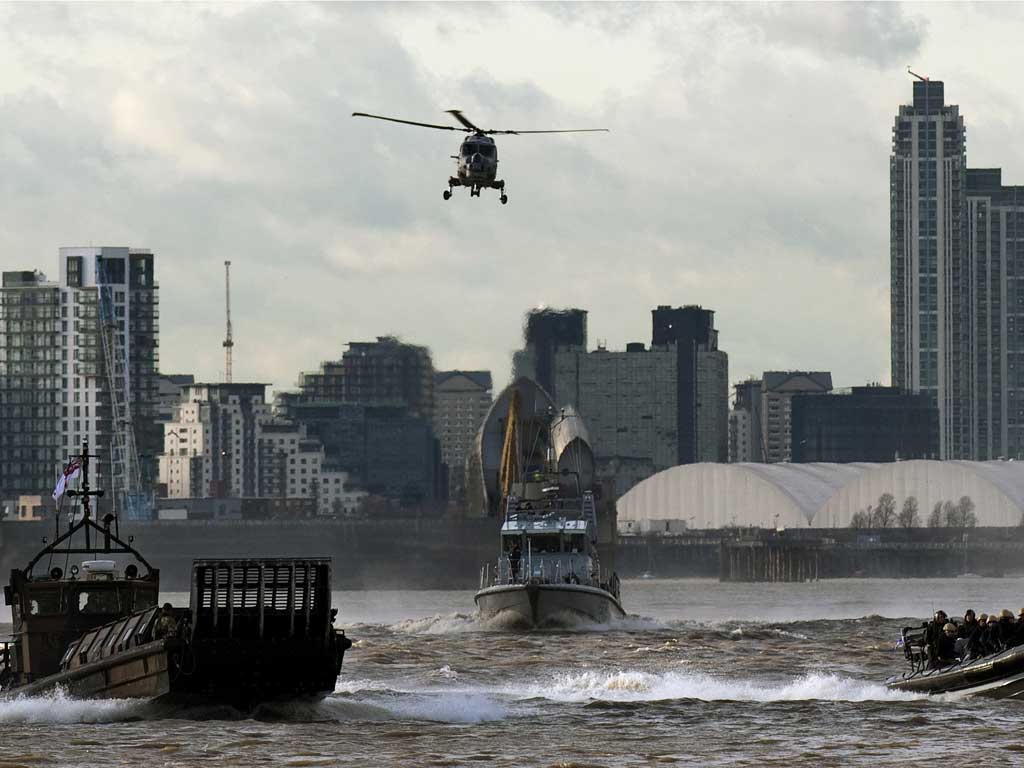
617, 461, 1024, 529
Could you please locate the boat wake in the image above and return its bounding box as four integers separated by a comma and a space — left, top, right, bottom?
329, 679, 509, 723
0, 689, 145, 724
323, 667, 924, 725
511, 669, 924, 704
385, 611, 527, 634
383, 610, 667, 635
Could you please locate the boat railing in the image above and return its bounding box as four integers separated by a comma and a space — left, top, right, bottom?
898, 625, 929, 673
482, 554, 597, 589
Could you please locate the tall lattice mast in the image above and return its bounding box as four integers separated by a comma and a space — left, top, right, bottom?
96, 261, 147, 520
223, 260, 233, 383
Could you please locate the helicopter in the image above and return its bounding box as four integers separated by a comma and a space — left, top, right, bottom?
351, 109, 608, 204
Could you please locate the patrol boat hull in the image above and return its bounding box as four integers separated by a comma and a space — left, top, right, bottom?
474, 583, 625, 628
886, 644, 1024, 699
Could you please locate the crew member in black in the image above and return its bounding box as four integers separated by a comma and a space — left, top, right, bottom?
958, 609, 982, 658
509, 543, 522, 583
997, 609, 1017, 651
980, 614, 1002, 655
925, 610, 948, 667
934, 622, 959, 667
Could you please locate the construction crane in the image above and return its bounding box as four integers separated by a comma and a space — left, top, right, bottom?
907, 67, 929, 82
96, 259, 150, 520
223, 260, 233, 384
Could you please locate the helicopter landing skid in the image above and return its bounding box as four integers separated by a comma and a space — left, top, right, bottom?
442, 178, 507, 204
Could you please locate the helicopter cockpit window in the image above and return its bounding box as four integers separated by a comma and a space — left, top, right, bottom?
478, 145, 495, 158
461, 143, 475, 157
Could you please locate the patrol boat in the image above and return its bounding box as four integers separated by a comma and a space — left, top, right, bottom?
886, 623, 1024, 699
0, 443, 351, 707
473, 385, 624, 628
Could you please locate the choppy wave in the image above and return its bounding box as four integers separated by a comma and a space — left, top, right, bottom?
371, 691, 508, 723
508, 669, 923, 704
387, 612, 485, 634
0, 689, 143, 723
383, 610, 670, 635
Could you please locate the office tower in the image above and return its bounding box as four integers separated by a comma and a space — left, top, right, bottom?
297, 336, 434, 419
513, 308, 587, 401
0, 271, 61, 501
890, 79, 968, 458
791, 386, 939, 463
761, 371, 832, 463
966, 169, 1024, 459
729, 378, 763, 462
58, 247, 160, 513
651, 305, 728, 465
433, 371, 492, 500
519, 305, 728, 497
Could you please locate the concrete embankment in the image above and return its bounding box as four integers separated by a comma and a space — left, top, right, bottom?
0, 517, 501, 591
6, 519, 1017, 589
617, 527, 1024, 581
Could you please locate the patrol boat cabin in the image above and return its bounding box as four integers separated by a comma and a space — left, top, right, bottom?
495, 477, 601, 587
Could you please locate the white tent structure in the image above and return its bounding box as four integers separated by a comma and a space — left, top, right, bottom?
618, 461, 1024, 531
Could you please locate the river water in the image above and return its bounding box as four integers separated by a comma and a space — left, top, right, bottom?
3, 577, 1024, 767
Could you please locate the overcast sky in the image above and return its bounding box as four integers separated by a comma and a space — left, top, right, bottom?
2, 2, 1024, 397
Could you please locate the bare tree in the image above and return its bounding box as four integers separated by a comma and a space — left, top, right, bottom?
957, 496, 977, 528
943, 500, 960, 527
928, 502, 943, 528
898, 496, 920, 528
850, 510, 871, 529
874, 493, 897, 528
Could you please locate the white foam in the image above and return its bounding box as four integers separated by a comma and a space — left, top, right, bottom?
334, 678, 395, 694
0, 689, 143, 723
388, 613, 482, 634
509, 669, 924, 704
381, 692, 508, 723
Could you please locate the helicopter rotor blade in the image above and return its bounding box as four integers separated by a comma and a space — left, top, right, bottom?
352, 112, 470, 132
445, 109, 483, 132
483, 128, 610, 135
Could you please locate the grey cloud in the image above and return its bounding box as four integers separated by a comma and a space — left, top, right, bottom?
0, 3, 998, 398
742, 3, 927, 67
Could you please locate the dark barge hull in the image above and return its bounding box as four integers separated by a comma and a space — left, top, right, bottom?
3, 558, 350, 709
886, 645, 1024, 698
9, 636, 345, 707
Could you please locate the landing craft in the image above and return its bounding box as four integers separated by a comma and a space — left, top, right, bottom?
351, 109, 608, 204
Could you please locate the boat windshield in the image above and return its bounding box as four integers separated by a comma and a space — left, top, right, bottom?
77, 589, 120, 615
27, 589, 61, 616
528, 535, 561, 553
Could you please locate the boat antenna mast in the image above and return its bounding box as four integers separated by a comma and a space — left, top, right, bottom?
26, 438, 154, 575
